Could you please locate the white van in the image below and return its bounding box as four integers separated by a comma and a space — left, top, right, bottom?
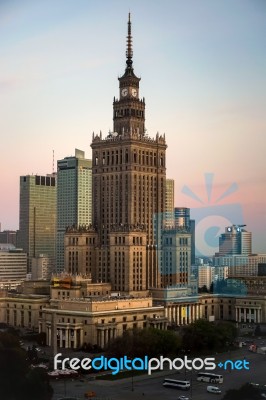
207, 386, 222, 394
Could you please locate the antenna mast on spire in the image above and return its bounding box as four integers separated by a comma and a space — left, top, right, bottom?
126, 12, 133, 67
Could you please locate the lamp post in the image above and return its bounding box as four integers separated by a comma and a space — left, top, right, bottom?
129, 357, 134, 391
131, 370, 134, 392
190, 368, 193, 399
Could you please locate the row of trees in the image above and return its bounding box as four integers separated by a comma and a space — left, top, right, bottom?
222, 383, 263, 400
107, 319, 238, 358
0, 332, 53, 400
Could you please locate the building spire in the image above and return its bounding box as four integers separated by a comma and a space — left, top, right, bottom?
126, 12, 133, 69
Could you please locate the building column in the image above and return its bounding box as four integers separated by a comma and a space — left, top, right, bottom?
171, 306, 174, 323
188, 305, 192, 324
176, 305, 179, 325
65, 328, 69, 348
258, 309, 261, 323
48, 327, 51, 346
74, 329, 77, 349
101, 330, 104, 349
59, 329, 63, 348
174, 306, 178, 325
244, 308, 247, 323
196, 304, 200, 320
80, 329, 84, 347
248, 309, 251, 323
236, 307, 239, 322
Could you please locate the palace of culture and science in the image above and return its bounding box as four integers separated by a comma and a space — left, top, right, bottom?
65, 14, 193, 296
1, 15, 265, 351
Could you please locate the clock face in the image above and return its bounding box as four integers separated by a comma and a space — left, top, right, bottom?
132, 88, 137, 97
121, 88, 128, 97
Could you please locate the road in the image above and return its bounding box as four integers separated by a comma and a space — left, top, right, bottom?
51, 347, 266, 400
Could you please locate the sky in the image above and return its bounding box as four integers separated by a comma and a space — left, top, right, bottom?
0, 0, 265, 254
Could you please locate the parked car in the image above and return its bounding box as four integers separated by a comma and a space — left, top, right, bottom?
207, 386, 222, 394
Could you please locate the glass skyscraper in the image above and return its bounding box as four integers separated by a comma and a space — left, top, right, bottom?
56, 149, 92, 272
18, 174, 56, 272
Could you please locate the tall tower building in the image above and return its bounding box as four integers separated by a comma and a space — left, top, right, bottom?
218, 225, 252, 256
18, 174, 56, 272
91, 14, 167, 291
56, 149, 92, 272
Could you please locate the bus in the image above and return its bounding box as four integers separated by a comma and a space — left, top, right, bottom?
163, 379, 191, 390
197, 372, 223, 384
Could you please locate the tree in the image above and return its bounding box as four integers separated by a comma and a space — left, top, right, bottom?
107, 328, 181, 358
0, 332, 53, 400
254, 324, 261, 336
222, 383, 262, 400
198, 285, 209, 293
181, 320, 237, 353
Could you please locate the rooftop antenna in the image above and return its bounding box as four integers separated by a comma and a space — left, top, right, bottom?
52, 149, 54, 173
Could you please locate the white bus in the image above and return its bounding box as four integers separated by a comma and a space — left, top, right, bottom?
197, 372, 223, 384
163, 379, 191, 390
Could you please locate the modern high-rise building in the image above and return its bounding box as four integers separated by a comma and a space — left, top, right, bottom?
174, 207, 195, 264
56, 149, 92, 272
90, 14, 167, 292
218, 225, 252, 256
160, 227, 192, 288
0, 230, 17, 247
18, 174, 56, 272
198, 264, 215, 290
0, 247, 27, 290
174, 207, 191, 228
165, 179, 174, 227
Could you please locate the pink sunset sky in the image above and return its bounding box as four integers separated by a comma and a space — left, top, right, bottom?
0, 0, 265, 253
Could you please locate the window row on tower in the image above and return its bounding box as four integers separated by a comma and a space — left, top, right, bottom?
114, 108, 144, 118
94, 149, 165, 167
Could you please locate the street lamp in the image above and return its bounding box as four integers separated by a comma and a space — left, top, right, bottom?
131, 370, 134, 392
190, 368, 193, 399
129, 357, 134, 391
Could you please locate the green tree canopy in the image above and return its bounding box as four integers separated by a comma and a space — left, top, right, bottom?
222, 383, 262, 400
182, 320, 237, 353
0, 332, 53, 400
107, 328, 181, 358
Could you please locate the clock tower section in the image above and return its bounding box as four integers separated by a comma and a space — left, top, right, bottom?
113, 13, 145, 136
